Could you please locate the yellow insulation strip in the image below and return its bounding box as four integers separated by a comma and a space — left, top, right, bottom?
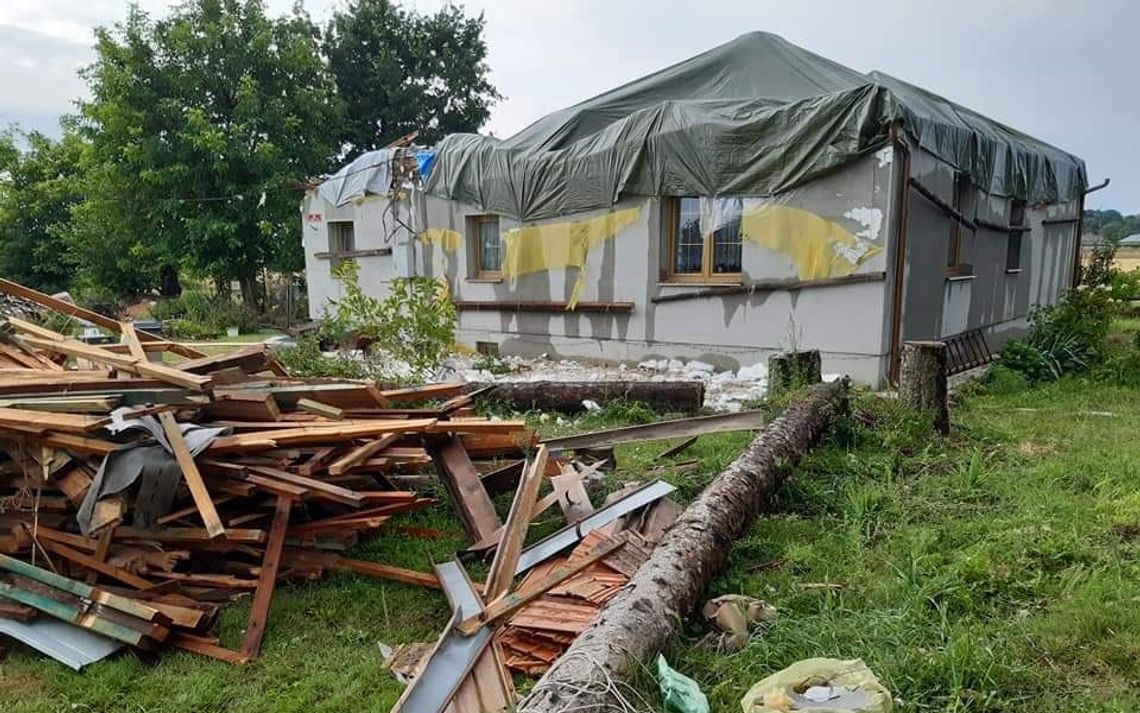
740, 203, 882, 280
418, 228, 462, 252
502, 205, 642, 309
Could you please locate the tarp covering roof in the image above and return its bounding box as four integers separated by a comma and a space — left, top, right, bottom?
425, 32, 1086, 220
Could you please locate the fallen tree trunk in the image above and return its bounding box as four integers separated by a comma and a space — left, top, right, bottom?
517, 380, 849, 713
469, 380, 705, 414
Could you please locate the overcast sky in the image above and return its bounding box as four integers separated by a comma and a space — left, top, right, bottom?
0, 0, 1134, 211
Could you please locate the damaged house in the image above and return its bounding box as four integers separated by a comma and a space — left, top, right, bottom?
302, 31, 1087, 385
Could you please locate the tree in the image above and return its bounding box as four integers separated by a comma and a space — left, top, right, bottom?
0, 127, 87, 293
325, 0, 499, 152
75, 0, 343, 304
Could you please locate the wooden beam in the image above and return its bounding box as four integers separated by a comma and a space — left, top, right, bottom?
158, 411, 225, 539
327, 433, 398, 475
431, 437, 502, 543
16, 334, 212, 392
0, 277, 207, 358
240, 495, 292, 659
484, 445, 548, 601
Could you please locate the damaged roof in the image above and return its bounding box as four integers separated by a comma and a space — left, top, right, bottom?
425, 31, 1086, 220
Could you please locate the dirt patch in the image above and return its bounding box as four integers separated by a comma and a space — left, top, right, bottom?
0, 668, 50, 698
1017, 440, 1059, 456
1113, 523, 1140, 541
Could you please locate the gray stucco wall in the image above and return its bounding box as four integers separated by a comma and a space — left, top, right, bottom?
900, 143, 1080, 352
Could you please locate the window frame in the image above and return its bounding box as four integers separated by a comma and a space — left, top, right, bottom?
471, 214, 503, 280
1006, 199, 1027, 272
945, 173, 975, 277
327, 220, 356, 255
663, 197, 743, 284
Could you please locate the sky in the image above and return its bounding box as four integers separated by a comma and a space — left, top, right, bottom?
0, 0, 1134, 211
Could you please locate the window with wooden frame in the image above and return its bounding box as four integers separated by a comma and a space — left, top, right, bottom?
663, 197, 743, 283
327, 221, 355, 268
467, 215, 502, 279
945, 173, 975, 276
1006, 199, 1026, 272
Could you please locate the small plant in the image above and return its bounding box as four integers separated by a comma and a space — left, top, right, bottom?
472, 353, 513, 375
151, 291, 259, 337
325, 260, 457, 382
272, 334, 375, 380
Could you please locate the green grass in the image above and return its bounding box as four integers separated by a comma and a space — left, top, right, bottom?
5, 378, 1140, 712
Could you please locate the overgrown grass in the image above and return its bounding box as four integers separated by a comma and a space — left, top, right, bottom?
646, 379, 1140, 711
5, 380, 1140, 712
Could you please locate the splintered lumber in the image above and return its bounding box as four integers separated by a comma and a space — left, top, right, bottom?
380, 382, 465, 404
431, 436, 502, 542
159, 411, 225, 539
484, 445, 548, 601
207, 419, 436, 452
240, 495, 292, 659
16, 334, 213, 392
295, 398, 344, 420
459, 535, 626, 636
541, 410, 766, 453
0, 406, 107, 434
0, 277, 207, 358
517, 381, 848, 713
176, 344, 273, 376
469, 381, 705, 415
327, 433, 399, 475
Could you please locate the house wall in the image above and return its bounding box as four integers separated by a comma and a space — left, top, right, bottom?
900, 144, 1080, 353
301, 193, 413, 315
415, 150, 897, 383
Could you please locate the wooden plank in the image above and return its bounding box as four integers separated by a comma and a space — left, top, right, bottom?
16, 334, 213, 392
0, 553, 165, 624
169, 632, 248, 665
207, 419, 436, 452
0, 406, 108, 434
295, 398, 344, 420
119, 321, 148, 361
550, 468, 594, 525
484, 445, 548, 601
327, 433, 399, 475
244, 466, 364, 506
456, 536, 626, 636
380, 383, 465, 404
201, 392, 281, 422
432, 437, 502, 543
240, 495, 292, 659
158, 411, 224, 539
541, 410, 766, 452
176, 344, 269, 375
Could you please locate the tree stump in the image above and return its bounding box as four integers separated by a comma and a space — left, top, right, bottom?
768, 349, 822, 396
899, 340, 949, 435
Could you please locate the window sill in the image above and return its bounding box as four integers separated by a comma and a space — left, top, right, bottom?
1004, 268, 1023, 275
466, 277, 503, 283
658, 279, 743, 288
945, 274, 976, 283
314, 248, 391, 260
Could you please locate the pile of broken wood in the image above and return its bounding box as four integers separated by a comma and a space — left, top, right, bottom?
0, 277, 768, 712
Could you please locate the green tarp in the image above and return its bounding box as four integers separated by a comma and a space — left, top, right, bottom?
425, 32, 1086, 220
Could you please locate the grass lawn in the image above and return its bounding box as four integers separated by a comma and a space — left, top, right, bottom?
4, 376, 1140, 712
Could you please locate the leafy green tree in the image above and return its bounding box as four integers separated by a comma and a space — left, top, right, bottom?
325, 0, 499, 151
75, 0, 343, 304
0, 128, 87, 293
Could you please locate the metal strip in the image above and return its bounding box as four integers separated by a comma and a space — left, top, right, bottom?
515, 479, 675, 575
0, 617, 123, 670
390, 560, 491, 713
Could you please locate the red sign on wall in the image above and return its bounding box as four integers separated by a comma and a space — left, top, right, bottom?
306, 213, 323, 223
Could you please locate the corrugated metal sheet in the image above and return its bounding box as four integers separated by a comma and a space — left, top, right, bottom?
0, 617, 123, 670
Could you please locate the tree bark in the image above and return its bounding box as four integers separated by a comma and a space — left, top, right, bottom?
469, 380, 705, 415
899, 340, 949, 435
516, 380, 849, 713
238, 274, 259, 310
767, 349, 822, 396
159, 265, 182, 297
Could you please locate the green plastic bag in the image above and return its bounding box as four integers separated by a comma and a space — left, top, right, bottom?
657, 654, 710, 713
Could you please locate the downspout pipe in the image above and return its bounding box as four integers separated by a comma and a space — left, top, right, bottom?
1072, 177, 1110, 287
886, 122, 912, 385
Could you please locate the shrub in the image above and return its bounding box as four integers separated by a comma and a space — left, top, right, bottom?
273, 334, 375, 380
151, 291, 260, 337
324, 260, 456, 382
980, 363, 1031, 394
996, 339, 1054, 382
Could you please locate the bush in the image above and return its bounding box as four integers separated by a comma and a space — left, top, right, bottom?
324, 260, 456, 382
981, 363, 1032, 394
273, 334, 375, 380
150, 291, 260, 338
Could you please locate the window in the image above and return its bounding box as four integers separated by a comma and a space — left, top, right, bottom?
664, 197, 743, 282
328, 221, 355, 254
946, 173, 974, 276
328, 221, 355, 268
467, 215, 502, 278
1006, 199, 1026, 271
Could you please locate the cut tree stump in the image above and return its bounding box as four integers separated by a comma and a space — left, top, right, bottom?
767, 350, 822, 396
899, 340, 949, 435
516, 380, 848, 713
